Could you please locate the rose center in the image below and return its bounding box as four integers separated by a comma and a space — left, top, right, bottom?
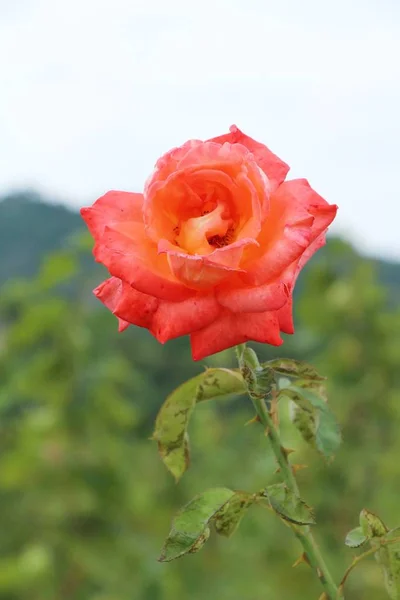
176, 201, 233, 254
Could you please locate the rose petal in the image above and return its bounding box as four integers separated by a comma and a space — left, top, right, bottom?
242, 179, 337, 286
275, 231, 329, 335
216, 277, 289, 313
143, 165, 236, 244
241, 213, 315, 286
287, 179, 338, 243
93, 276, 221, 344
272, 184, 337, 335
151, 294, 221, 343
281, 230, 329, 292
190, 310, 283, 360
297, 231, 327, 275
94, 224, 192, 301
176, 140, 250, 171
81, 191, 191, 301
94, 277, 159, 328
144, 139, 269, 244
206, 237, 259, 268
158, 239, 241, 290
81, 191, 144, 241
278, 181, 338, 292
234, 169, 265, 238
178, 145, 269, 230
276, 295, 294, 334
145, 139, 203, 189
208, 125, 290, 192
118, 319, 130, 332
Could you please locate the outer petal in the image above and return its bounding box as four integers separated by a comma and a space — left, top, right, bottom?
82, 191, 192, 301
216, 277, 289, 313
81, 191, 144, 241
94, 277, 159, 330
190, 310, 283, 361
286, 179, 338, 245
276, 295, 294, 334
94, 276, 221, 343
296, 231, 327, 276
241, 212, 315, 286
150, 294, 221, 343
276, 231, 329, 335
281, 229, 329, 291
208, 125, 290, 192
95, 223, 192, 301
242, 179, 337, 286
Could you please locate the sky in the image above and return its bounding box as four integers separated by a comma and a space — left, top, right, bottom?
0, 0, 399, 259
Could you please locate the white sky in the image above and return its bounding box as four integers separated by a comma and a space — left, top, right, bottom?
1, 0, 399, 259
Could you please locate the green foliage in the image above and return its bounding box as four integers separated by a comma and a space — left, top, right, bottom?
153, 369, 245, 481
344, 512, 400, 599
37, 251, 78, 289
360, 510, 389, 539
160, 488, 258, 561
236, 354, 341, 461
262, 483, 316, 526
159, 488, 235, 562
214, 491, 255, 538
375, 529, 400, 599
279, 383, 341, 460
237, 346, 275, 400
1, 197, 400, 599
267, 359, 326, 382
345, 527, 368, 548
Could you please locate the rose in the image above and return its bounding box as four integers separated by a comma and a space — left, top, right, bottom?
81, 125, 337, 360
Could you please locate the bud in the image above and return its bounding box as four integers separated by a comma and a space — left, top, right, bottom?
359, 509, 388, 538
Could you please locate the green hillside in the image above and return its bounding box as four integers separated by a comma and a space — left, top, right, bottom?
0, 191, 84, 283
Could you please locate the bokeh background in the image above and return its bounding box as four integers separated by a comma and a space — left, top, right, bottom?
1, 1, 400, 599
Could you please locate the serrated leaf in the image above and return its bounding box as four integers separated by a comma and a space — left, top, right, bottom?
360, 509, 388, 538
283, 383, 341, 459
345, 526, 368, 548
153, 368, 245, 481
375, 528, 400, 599
214, 491, 254, 537
267, 358, 326, 381
158, 488, 234, 562
262, 483, 316, 525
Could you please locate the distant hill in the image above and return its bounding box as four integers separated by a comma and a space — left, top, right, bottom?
1, 190, 400, 300
0, 191, 84, 285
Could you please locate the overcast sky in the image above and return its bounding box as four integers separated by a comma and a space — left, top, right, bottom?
1, 0, 399, 259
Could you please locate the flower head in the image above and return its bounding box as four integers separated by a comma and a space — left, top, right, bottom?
81, 126, 337, 360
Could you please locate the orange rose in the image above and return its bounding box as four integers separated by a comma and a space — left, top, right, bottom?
81, 126, 337, 360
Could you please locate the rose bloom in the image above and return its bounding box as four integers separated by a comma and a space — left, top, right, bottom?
81, 126, 337, 360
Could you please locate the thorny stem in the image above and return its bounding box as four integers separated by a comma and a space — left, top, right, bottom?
236, 344, 339, 600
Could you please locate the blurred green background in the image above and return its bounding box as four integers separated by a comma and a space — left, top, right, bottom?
1, 191, 400, 600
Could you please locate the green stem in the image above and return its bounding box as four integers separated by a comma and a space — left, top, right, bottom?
236, 344, 339, 600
